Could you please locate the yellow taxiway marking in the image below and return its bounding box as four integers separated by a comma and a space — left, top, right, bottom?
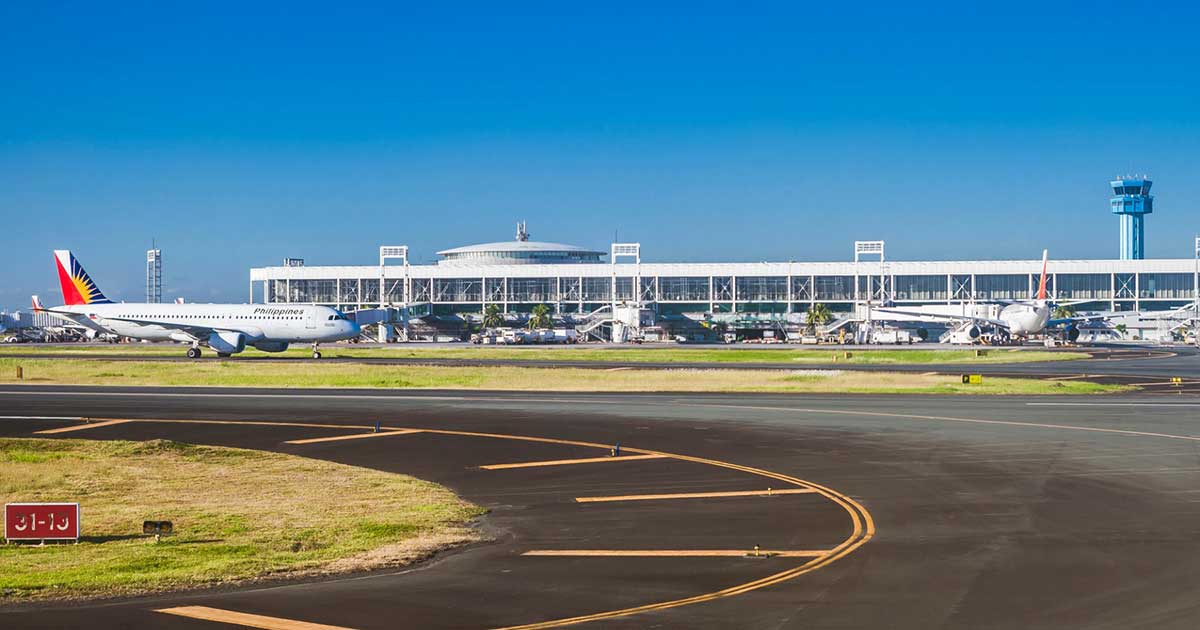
284, 429, 422, 445
34, 418, 132, 434
522, 549, 830, 558
575, 488, 816, 503
480, 454, 666, 470
32, 418, 871, 630
1048, 374, 1092, 381
156, 605, 356, 630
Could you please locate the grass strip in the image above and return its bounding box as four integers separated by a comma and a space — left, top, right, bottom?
0, 438, 482, 602
0, 358, 1127, 394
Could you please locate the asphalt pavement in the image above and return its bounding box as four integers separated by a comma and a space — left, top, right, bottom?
2, 386, 1199, 628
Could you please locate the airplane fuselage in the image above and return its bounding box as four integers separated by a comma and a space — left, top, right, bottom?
998, 301, 1052, 336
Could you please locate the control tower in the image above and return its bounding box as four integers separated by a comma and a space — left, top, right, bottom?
1110, 176, 1153, 260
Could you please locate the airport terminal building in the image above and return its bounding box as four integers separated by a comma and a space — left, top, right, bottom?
248, 226, 1200, 326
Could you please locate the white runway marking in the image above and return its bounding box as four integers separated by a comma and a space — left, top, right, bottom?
0, 415, 84, 420
1026, 402, 1200, 407
4, 390, 1199, 445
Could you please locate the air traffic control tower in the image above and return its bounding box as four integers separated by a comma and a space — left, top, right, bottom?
1111, 176, 1153, 260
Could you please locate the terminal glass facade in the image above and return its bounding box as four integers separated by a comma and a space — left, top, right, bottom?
255, 261, 1199, 314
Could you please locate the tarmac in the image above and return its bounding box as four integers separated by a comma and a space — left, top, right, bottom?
2, 383, 1200, 628
5, 344, 1200, 392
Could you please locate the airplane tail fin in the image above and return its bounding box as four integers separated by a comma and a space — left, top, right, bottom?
1036, 249, 1049, 301
53, 250, 112, 306
31, 295, 44, 312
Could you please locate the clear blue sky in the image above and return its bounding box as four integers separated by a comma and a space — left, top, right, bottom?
3, 1, 1199, 308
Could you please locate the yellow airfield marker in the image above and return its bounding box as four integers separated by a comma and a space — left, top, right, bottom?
284, 429, 422, 445
575, 488, 816, 503
35, 418, 132, 434
156, 606, 357, 630
480, 454, 667, 470
521, 549, 830, 558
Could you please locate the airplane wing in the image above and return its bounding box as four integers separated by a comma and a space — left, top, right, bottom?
95, 315, 248, 342
30, 304, 90, 324
874, 308, 1010, 329
1047, 313, 1136, 328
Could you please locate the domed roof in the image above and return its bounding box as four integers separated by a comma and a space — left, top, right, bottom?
437, 240, 604, 256
436, 223, 606, 265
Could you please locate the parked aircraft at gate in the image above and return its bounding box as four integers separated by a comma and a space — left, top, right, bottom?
34, 250, 359, 358
879, 250, 1120, 343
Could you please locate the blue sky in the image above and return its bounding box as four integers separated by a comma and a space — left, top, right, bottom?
3, 2, 1199, 308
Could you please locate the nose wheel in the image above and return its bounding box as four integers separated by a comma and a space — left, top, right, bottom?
186, 347, 201, 359
311, 343, 322, 359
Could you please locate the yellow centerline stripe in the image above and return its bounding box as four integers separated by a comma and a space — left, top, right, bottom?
156, 606, 356, 630
522, 549, 830, 558
34, 418, 132, 434
480, 454, 666, 470
46, 418, 872, 630
365, 426, 873, 629
284, 429, 422, 445
575, 488, 816, 502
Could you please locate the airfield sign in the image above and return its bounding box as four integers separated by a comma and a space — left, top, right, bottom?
4, 503, 81, 543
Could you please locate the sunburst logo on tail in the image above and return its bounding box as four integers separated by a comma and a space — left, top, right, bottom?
53, 250, 111, 305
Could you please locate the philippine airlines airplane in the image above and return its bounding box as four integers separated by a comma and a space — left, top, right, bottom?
879, 250, 1110, 343
34, 250, 360, 358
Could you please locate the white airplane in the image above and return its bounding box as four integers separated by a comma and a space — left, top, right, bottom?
33, 250, 360, 358
879, 250, 1116, 343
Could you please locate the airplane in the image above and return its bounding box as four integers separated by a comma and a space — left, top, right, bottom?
33, 250, 360, 358
877, 250, 1120, 344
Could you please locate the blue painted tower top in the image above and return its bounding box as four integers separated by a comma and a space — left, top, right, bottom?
1110, 176, 1153, 260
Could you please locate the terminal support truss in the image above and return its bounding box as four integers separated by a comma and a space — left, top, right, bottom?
853, 240, 887, 303
379, 246, 410, 342
610, 243, 642, 340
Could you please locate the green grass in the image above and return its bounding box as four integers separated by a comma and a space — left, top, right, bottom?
0, 358, 1128, 394
0, 344, 1088, 364
0, 438, 483, 602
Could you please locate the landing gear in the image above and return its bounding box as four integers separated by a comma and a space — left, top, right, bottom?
186, 347, 201, 359
311, 343, 322, 360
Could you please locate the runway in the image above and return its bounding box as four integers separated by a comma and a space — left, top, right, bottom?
2, 386, 1200, 628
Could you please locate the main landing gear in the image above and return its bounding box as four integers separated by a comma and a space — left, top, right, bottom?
186, 347, 202, 359
311, 342, 322, 359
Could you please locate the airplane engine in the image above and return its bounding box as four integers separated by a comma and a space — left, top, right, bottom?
966, 325, 981, 339
208, 331, 247, 354
1064, 326, 1080, 342
252, 341, 289, 353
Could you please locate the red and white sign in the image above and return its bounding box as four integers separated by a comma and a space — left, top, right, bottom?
4, 503, 80, 542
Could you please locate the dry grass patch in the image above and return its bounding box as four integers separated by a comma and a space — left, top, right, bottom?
0, 358, 1125, 394
0, 438, 483, 602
